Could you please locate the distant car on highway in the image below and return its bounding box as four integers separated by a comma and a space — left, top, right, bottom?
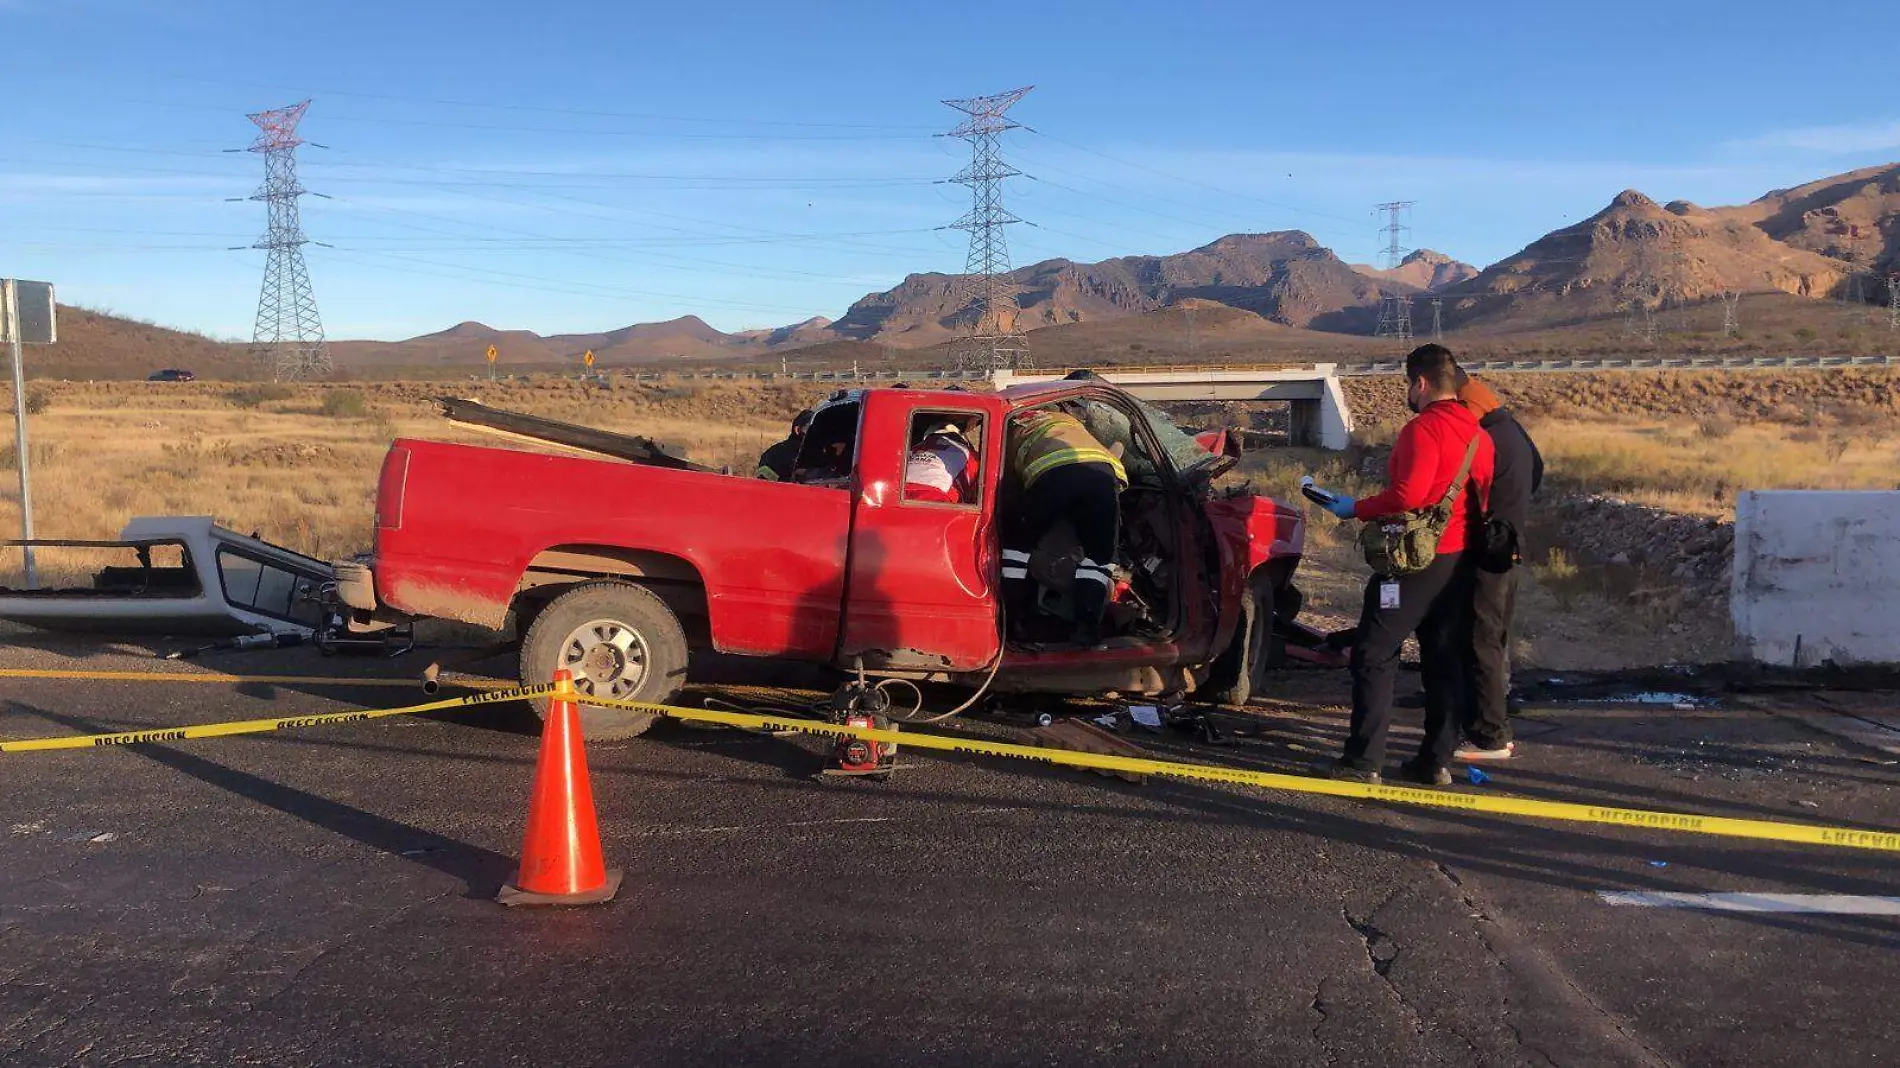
147, 369, 196, 382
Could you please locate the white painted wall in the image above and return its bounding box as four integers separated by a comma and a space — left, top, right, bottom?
1732, 491, 1900, 666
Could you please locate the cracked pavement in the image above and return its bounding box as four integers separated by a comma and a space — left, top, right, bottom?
1, 640, 1897, 1066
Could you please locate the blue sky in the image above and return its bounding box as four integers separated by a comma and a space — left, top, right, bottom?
1, 0, 1894, 340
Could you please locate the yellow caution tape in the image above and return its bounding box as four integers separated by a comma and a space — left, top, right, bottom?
3, 679, 1894, 854
574, 697, 1900, 855
0, 684, 554, 753
0, 668, 520, 690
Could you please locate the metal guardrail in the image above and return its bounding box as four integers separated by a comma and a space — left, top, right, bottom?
1336, 354, 1896, 377
550, 355, 1892, 385
582, 368, 992, 384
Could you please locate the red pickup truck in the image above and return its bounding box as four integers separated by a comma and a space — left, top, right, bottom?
339, 379, 1306, 737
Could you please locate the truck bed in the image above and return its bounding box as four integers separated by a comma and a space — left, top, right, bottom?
373, 438, 854, 658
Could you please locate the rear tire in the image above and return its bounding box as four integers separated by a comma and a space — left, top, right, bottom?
519, 581, 689, 740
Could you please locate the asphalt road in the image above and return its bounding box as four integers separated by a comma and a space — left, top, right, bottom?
2, 638, 1898, 1067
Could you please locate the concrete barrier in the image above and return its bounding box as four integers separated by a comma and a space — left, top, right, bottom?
1732, 491, 1900, 666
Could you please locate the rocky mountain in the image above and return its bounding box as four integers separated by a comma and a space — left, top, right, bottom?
729, 316, 835, 349
1350, 249, 1479, 291
332, 315, 754, 366
18, 305, 246, 381
39, 162, 1900, 378
830, 231, 1410, 345
1716, 162, 1900, 272
1439, 187, 1857, 327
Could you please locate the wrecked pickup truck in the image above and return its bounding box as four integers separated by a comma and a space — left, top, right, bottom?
336, 379, 1308, 737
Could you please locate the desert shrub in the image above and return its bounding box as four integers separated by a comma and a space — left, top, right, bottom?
228, 384, 296, 408
1696, 414, 1736, 440
0, 440, 61, 467
1532, 547, 1592, 609
1793, 326, 1817, 342
1788, 427, 1824, 444
320, 389, 369, 419
23, 388, 50, 416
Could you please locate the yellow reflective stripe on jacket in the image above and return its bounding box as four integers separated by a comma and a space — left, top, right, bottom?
1013, 412, 1127, 488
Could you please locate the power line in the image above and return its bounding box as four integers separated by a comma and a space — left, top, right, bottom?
328, 247, 825, 317
115, 97, 932, 141
153, 73, 940, 130
943, 86, 1033, 373
240, 100, 331, 380
1019, 126, 1366, 227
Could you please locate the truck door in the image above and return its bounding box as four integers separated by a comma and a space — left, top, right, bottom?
838, 391, 1002, 673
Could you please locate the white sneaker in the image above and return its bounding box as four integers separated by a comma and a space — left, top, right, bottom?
1454, 740, 1515, 762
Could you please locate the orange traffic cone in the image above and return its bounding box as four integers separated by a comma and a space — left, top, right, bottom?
496, 669, 622, 907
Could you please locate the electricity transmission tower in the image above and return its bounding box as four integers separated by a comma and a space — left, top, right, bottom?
1375, 200, 1415, 269
1838, 224, 1868, 316
1888, 273, 1899, 331
241, 100, 330, 380
1373, 200, 1416, 341
1622, 295, 1658, 344
1430, 298, 1444, 341
1720, 289, 1741, 338
1375, 295, 1414, 341
942, 87, 1032, 372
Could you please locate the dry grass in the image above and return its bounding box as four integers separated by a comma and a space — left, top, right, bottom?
1530, 415, 1899, 516
0, 380, 823, 584
7, 373, 1895, 671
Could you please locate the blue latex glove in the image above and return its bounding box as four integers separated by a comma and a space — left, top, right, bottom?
1324, 496, 1358, 520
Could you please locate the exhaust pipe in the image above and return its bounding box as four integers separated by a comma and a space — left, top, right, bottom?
420, 642, 517, 695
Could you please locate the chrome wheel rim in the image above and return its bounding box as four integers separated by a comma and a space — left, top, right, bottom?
558, 618, 650, 700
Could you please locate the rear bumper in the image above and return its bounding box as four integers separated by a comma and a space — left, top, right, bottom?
332, 561, 415, 633
335, 561, 379, 612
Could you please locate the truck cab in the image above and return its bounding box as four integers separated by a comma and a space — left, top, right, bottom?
347, 381, 1304, 737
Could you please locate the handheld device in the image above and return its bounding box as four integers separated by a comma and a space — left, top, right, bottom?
1299, 476, 1338, 507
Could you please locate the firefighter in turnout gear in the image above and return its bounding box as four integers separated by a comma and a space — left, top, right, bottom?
1003, 407, 1129, 646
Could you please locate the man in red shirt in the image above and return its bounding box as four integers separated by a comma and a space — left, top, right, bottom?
1314, 344, 1496, 786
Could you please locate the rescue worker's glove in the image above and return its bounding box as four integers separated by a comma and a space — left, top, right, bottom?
1323, 496, 1358, 520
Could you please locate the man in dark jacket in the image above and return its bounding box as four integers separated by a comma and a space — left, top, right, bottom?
1452, 372, 1543, 761
756, 409, 813, 481
1311, 344, 1495, 786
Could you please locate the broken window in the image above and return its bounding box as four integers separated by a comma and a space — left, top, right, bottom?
902, 409, 985, 507
217, 549, 323, 627
793, 398, 861, 485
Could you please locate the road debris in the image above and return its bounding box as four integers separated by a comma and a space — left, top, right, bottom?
1029, 718, 1149, 783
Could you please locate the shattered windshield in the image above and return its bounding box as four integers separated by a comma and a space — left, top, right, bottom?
1071, 396, 1216, 483
1130, 397, 1218, 475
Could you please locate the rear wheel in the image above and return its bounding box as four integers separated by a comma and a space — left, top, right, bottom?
519, 581, 689, 740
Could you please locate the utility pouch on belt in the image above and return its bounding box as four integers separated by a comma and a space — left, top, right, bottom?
1359, 436, 1480, 577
